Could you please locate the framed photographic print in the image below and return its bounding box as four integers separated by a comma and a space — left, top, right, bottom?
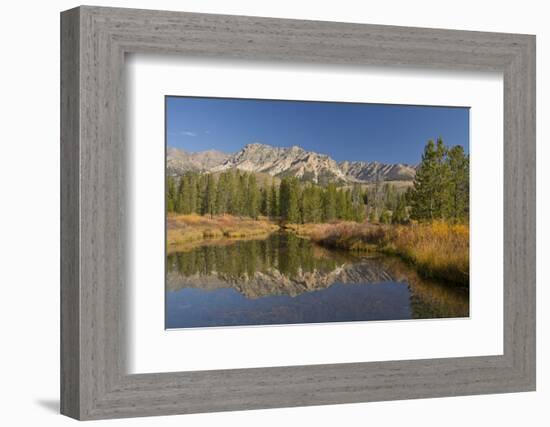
61, 6, 536, 420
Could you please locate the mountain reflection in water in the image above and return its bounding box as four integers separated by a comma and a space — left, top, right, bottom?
166, 232, 469, 329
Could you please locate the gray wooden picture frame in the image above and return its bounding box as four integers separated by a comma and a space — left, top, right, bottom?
60, 5, 536, 420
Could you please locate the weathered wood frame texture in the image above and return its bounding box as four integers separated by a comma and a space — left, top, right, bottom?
60, 5, 536, 420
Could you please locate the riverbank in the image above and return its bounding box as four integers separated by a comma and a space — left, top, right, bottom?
285, 221, 469, 286
167, 214, 279, 248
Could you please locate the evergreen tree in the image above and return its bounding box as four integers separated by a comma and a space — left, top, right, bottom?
300, 185, 310, 223
345, 189, 354, 220
166, 175, 176, 212
335, 189, 346, 219
411, 139, 439, 220
373, 170, 382, 218
447, 145, 469, 221
175, 176, 186, 214
260, 187, 269, 217
322, 183, 337, 221
214, 172, 228, 215
351, 184, 366, 222
433, 137, 451, 218
227, 170, 239, 215
269, 183, 279, 218
202, 174, 216, 218
392, 193, 408, 224
197, 174, 208, 215
236, 172, 248, 216
247, 174, 260, 219
290, 178, 301, 223
279, 178, 290, 221
184, 175, 193, 214
301, 185, 322, 223
311, 186, 323, 223
188, 173, 198, 214
383, 183, 398, 212
279, 177, 300, 223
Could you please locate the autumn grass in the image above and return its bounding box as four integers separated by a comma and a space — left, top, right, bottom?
295, 220, 469, 286
381, 221, 469, 286
167, 213, 279, 249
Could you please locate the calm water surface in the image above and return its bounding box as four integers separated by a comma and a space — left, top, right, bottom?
166, 232, 469, 329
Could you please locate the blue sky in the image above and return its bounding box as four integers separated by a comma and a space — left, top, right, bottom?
166, 96, 469, 164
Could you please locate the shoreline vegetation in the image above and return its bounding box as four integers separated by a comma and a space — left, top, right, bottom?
285, 220, 469, 286
167, 214, 279, 249
166, 139, 469, 287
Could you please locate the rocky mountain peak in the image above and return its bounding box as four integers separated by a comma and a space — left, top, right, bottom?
168, 143, 416, 184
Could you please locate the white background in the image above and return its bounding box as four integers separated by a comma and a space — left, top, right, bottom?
128, 57, 503, 373
0, 1, 547, 426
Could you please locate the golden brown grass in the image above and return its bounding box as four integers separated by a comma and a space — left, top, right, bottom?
301, 220, 469, 286
167, 214, 279, 247
382, 221, 469, 286
285, 221, 385, 252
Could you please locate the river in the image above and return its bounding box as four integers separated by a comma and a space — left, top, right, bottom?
166, 231, 469, 329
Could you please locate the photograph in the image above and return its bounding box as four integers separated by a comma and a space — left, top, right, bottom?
165, 96, 470, 329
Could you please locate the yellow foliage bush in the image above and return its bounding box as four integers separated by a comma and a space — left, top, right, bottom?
308, 220, 469, 286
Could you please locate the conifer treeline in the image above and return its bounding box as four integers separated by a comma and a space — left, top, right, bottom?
166, 139, 469, 224
166, 170, 367, 223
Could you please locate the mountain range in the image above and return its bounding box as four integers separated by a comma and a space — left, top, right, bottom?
167, 143, 416, 184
